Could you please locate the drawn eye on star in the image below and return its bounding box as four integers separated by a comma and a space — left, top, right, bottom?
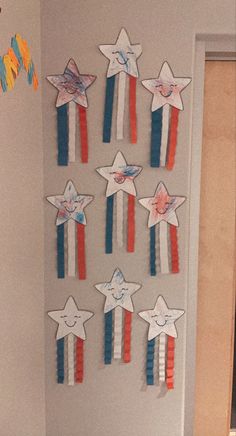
151, 197, 173, 215
112, 48, 135, 67
60, 314, 82, 328
151, 313, 173, 327
61, 199, 79, 214
155, 81, 178, 98
109, 166, 140, 185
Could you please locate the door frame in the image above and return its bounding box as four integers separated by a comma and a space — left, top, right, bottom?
184, 34, 236, 435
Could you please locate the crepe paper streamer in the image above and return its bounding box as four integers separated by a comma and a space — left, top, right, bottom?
105, 195, 114, 254
95, 268, 141, 365
139, 295, 184, 390
142, 61, 191, 169
116, 190, 124, 248
47, 180, 94, 280
99, 28, 142, 143
0, 34, 38, 93
127, 194, 135, 252
48, 296, 94, 385
47, 59, 96, 166
139, 181, 186, 276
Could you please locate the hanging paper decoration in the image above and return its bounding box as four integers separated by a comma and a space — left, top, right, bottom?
139, 181, 186, 276
46, 180, 94, 280
142, 62, 191, 169
0, 33, 38, 93
48, 296, 94, 385
139, 295, 184, 389
99, 28, 142, 143
47, 59, 96, 165
95, 268, 141, 364
96, 151, 142, 253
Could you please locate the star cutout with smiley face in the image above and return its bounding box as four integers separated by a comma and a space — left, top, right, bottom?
139, 182, 186, 228
142, 61, 191, 111
47, 58, 96, 108
46, 180, 94, 226
139, 295, 185, 341
96, 151, 142, 198
95, 268, 141, 313
48, 296, 94, 340
99, 28, 142, 78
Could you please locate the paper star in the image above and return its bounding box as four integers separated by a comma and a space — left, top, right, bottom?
142, 61, 191, 111
47, 58, 96, 108
47, 180, 94, 226
96, 151, 142, 197
48, 296, 94, 340
139, 295, 184, 341
99, 28, 142, 78
139, 182, 186, 228
95, 268, 141, 313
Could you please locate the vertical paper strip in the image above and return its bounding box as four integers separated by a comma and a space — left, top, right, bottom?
67, 219, 76, 277
77, 223, 86, 280
150, 107, 163, 167
113, 306, 123, 359
105, 195, 114, 254
150, 226, 156, 276
166, 336, 175, 389
117, 71, 126, 140
67, 334, 75, 386
103, 76, 116, 143
166, 107, 180, 170
160, 104, 170, 166
57, 224, 65, 279
127, 194, 135, 253
57, 338, 65, 384
170, 225, 179, 273
159, 221, 170, 274
75, 337, 84, 383
68, 101, 76, 162
78, 105, 88, 163
159, 333, 166, 382
116, 190, 123, 247
104, 311, 113, 364
57, 105, 68, 166
123, 310, 132, 363
146, 338, 155, 385
129, 76, 137, 144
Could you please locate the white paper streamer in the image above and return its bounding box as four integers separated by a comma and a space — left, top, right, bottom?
159, 221, 169, 274
117, 71, 126, 140
159, 333, 166, 382
160, 104, 170, 166
69, 101, 76, 162
67, 219, 76, 277
116, 190, 124, 247
67, 333, 75, 386
114, 306, 123, 359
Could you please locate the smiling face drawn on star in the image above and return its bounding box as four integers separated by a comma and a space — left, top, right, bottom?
150, 192, 174, 216
109, 165, 140, 185
108, 284, 129, 301
151, 313, 173, 327
155, 80, 178, 98
111, 47, 135, 71
60, 313, 81, 329
62, 68, 85, 95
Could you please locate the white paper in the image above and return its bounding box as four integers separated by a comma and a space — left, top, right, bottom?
159, 221, 169, 274
67, 219, 76, 276
160, 104, 170, 166
67, 333, 75, 386
116, 190, 124, 247
69, 101, 76, 162
117, 72, 126, 140
159, 332, 166, 382
114, 306, 123, 359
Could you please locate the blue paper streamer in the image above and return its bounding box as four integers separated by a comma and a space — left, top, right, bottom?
0, 57, 7, 92
151, 107, 163, 167
104, 311, 113, 364
150, 226, 156, 276
57, 224, 65, 279
11, 36, 23, 68
105, 195, 114, 254
57, 105, 68, 166
146, 338, 155, 385
103, 76, 115, 143
57, 338, 64, 384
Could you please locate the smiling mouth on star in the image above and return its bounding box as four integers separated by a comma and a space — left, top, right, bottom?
65, 321, 77, 328
65, 206, 77, 214
155, 320, 167, 327
116, 58, 128, 65
112, 293, 124, 301
160, 90, 173, 98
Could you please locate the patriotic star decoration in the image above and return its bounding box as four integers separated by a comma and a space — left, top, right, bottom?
48, 296, 94, 340
139, 182, 186, 228
142, 61, 191, 111
95, 268, 141, 313
47, 58, 96, 108
47, 180, 94, 226
99, 28, 142, 78
139, 295, 185, 341
96, 151, 142, 197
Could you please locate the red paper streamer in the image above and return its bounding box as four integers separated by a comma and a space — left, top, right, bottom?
75, 337, 84, 383
77, 223, 86, 280
129, 76, 137, 144
170, 225, 179, 273
78, 105, 88, 163
166, 336, 175, 390
166, 107, 179, 171
123, 310, 132, 363
127, 194, 135, 252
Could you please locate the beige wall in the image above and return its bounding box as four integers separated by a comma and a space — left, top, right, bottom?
0, 1, 45, 436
